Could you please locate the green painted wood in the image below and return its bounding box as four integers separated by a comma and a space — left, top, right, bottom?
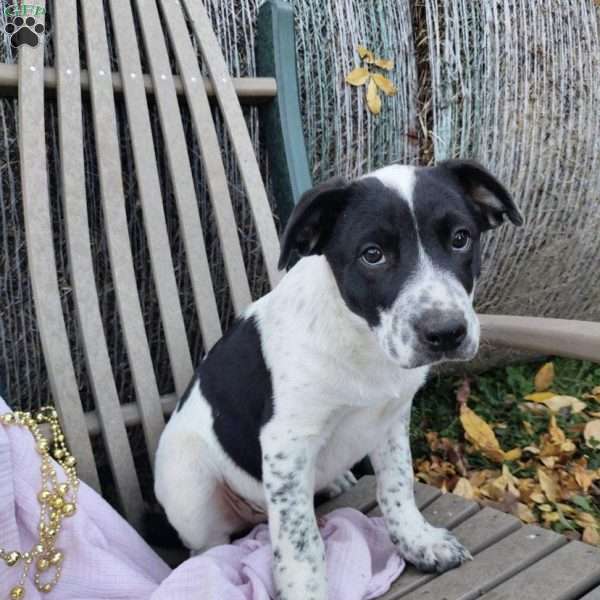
479, 541, 600, 600
256, 0, 312, 227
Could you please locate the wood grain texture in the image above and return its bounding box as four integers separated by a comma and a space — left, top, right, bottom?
182, 0, 282, 288
55, 0, 143, 521
159, 0, 253, 314
80, 0, 165, 477
479, 541, 600, 600
134, 0, 222, 348
17, 0, 100, 490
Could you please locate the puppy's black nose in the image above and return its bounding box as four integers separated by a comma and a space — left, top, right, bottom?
417, 317, 467, 353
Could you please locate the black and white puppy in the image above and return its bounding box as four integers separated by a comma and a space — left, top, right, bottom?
155, 160, 522, 599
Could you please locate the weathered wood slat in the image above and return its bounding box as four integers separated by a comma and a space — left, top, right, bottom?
55, 0, 143, 520
159, 0, 253, 314
80, 0, 165, 474
316, 476, 377, 516
17, 0, 100, 490
382, 507, 521, 599
107, 0, 193, 396
401, 525, 566, 600
135, 0, 222, 348
183, 0, 282, 287
479, 541, 600, 600
0, 62, 277, 102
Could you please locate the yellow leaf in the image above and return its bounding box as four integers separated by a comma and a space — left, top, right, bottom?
538, 468, 559, 502
540, 456, 557, 469
534, 362, 555, 392
372, 57, 394, 70
542, 511, 560, 524
587, 411, 600, 418
357, 45, 374, 62
530, 492, 546, 504
524, 391, 556, 403
453, 477, 474, 500
575, 511, 598, 529
515, 502, 537, 524
543, 395, 587, 413
584, 420, 600, 448
548, 415, 566, 444
538, 503, 553, 512
371, 73, 397, 96
504, 448, 522, 461
460, 404, 505, 463
522, 420, 534, 435
583, 527, 600, 545
345, 67, 370, 86
523, 445, 540, 455
366, 78, 381, 115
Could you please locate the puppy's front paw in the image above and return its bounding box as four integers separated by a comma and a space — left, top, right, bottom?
394, 526, 471, 573
322, 470, 357, 499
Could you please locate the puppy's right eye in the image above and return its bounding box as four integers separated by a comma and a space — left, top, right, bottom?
360, 245, 386, 266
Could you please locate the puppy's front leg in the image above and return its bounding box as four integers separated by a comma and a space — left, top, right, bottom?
262, 430, 326, 600
370, 405, 471, 573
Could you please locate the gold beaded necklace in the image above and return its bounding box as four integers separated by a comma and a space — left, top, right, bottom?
0, 407, 79, 600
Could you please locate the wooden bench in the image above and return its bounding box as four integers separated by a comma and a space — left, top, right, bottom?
8, 0, 600, 597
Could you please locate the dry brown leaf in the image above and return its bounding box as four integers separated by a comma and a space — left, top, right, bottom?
453, 477, 475, 500
345, 67, 370, 86
357, 46, 374, 62
504, 448, 523, 461
540, 456, 558, 469
543, 395, 587, 414
583, 527, 600, 545
524, 391, 557, 403
515, 502, 537, 524
366, 78, 381, 114
538, 468, 560, 502
587, 411, 600, 418
583, 386, 600, 402
535, 362, 555, 392
584, 420, 600, 448
522, 421, 534, 436
530, 491, 546, 504
460, 404, 505, 463
542, 511, 560, 524
371, 73, 397, 96
575, 511, 598, 529
372, 57, 394, 70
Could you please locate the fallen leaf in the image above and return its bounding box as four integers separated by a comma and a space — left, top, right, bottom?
503, 448, 523, 461
538, 468, 560, 502
584, 420, 600, 448
372, 57, 394, 70
540, 456, 558, 469
543, 395, 587, 414
587, 411, 600, 418
524, 391, 556, 403
535, 362, 555, 392
371, 73, 397, 96
583, 527, 600, 545
583, 386, 600, 402
460, 404, 505, 463
453, 477, 474, 500
530, 492, 546, 504
357, 46, 374, 62
575, 511, 598, 529
366, 78, 381, 114
522, 420, 534, 436
542, 511, 560, 524
515, 502, 537, 524
345, 67, 370, 86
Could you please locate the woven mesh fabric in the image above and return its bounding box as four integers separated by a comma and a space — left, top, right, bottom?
0, 0, 599, 414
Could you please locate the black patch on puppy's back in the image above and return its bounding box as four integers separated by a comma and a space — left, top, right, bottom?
196, 315, 273, 480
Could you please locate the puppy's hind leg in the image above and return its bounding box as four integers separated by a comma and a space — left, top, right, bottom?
154, 429, 242, 552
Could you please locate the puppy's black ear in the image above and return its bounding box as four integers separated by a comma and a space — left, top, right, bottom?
440, 159, 524, 230
278, 176, 349, 270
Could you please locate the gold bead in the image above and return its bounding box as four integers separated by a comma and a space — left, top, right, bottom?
5, 551, 21, 566
53, 449, 65, 460
38, 490, 51, 504
51, 497, 64, 509
10, 585, 25, 599
62, 503, 76, 517
56, 434, 65, 443
45, 528, 57, 538
37, 441, 49, 454
2, 413, 14, 424
64, 456, 76, 467
57, 483, 69, 496
37, 557, 50, 571
50, 551, 63, 565
34, 544, 45, 555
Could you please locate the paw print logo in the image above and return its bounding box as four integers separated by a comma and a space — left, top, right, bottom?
4, 16, 45, 48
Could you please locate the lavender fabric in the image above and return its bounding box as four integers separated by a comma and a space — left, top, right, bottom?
0, 396, 404, 599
